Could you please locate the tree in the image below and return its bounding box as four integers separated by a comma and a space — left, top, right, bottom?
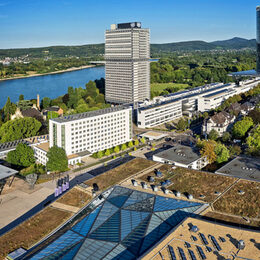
104, 149, 110, 156
140, 137, 146, 144
7, 143, 35, 167
200, 140, 217, 164
96, 93, 105, 104
46, 146, 68, 172
202, 112, 209, 119
0, 117, 41, 143
215, 143, 230, 164
208, 129, 219, 141
229, 145, 242, 157
232, 117, 254, 138
97, 150, 104, 158
128, 141, 133, 148
222, 132, 231, 143
246, 125, 260, 155
47, 111, 59, 120
176, 118, 189, 131
113, 146, 120, 153
85, 80, 98, 99
134, 139, 139, 146
121, 143, 127, 151
42, 97, 51, 109
3, 97, 16, 121
19, 94, 24, 101
248, 110, 260, 125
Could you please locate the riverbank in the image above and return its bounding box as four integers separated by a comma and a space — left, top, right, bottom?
0, 64, 97, 82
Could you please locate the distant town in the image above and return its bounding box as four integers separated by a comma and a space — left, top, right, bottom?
0, 8, 260, 260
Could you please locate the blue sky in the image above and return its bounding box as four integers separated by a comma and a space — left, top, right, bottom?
0, 0, 259, 49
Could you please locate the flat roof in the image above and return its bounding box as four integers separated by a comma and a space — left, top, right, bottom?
154, 145, 202, 165
51, 105, 130, 124
142, 217, 260, 260
202, 88, 235, 99
0, 164, 18, 180
229, 70, 260, 77
30, 186, 204, 259
140, 131, 168, 140
138, 97, 182, 111
0, 139, 30, 153
216, 156, 260, 182
35, 142, 50, 153
181, 83, 233, 100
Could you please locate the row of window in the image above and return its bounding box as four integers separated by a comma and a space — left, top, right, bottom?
71, 136, 127, 154
71, 132, 126, 143
71, 120, 125, 131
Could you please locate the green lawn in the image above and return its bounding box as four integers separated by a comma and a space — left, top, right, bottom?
151, 83, 189, 93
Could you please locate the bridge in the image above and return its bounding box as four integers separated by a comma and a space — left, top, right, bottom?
89, 61, 106, 65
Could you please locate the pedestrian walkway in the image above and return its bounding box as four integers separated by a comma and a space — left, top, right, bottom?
0, 156, 132, 235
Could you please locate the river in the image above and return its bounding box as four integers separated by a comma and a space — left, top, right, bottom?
0, 59, 159, 108
0, 66, 105, 108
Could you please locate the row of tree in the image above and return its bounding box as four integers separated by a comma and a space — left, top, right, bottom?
92, 138, 146, 159
0, 57, 91, 78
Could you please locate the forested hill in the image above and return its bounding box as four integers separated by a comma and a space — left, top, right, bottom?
0, 37, 256, 58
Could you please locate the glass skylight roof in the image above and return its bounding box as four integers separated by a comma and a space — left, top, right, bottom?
31, 186, 204, 259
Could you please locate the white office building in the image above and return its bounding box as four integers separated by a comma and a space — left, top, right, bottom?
49, 106, 132, 157
105, 22, 150, 104
137, 99, 182, 128
136, 78, 260, 128
197, 88, 237, 112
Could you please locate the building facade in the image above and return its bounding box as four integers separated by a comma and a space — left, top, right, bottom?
137, 99, 182, 128
202, 111, 235, 136
49, 106, 132, 156
105, 22, 150, 104
136, 78, 260, 128
257, 6, 260, 73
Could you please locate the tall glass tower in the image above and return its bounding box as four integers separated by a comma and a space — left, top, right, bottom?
105, 22, 150, 104
257, 6, 260, 73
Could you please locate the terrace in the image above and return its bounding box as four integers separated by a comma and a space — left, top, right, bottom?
143, 217, 260, 260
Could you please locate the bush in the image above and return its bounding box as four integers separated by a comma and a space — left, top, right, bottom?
121, 143, 127, 151
113, 146, 120, 153
97, 150, 104, 158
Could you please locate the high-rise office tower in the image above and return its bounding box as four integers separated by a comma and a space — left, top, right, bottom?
257, 6, 260, 73
105, 22, 150, 104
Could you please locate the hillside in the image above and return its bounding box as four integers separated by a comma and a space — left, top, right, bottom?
0, 37, 256, 59
211, 37, 256, 49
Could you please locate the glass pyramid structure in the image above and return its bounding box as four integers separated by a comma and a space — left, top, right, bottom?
31, 186, 203, 259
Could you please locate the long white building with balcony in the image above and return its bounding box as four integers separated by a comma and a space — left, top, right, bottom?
137, 78, 260, 128
137, 99, 182, 128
